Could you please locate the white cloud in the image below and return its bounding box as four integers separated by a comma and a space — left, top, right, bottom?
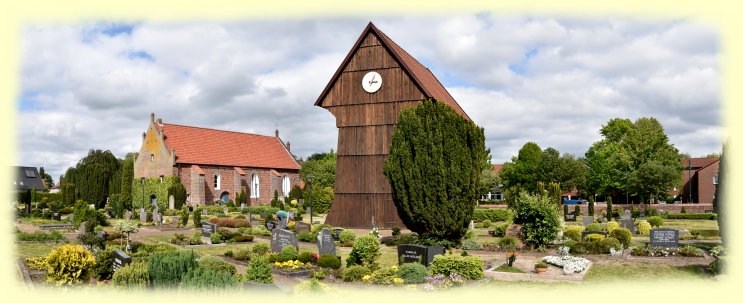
17, 15, 722, 181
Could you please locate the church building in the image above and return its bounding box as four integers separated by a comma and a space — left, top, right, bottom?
133, 113, 301, 208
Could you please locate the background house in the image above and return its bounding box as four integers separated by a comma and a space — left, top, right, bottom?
668, 157, 720, 204
14, 166, 46, 192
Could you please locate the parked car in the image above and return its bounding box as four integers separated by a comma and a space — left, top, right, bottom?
562, 199, 584, 205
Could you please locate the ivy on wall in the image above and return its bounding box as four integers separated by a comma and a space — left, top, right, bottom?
131, 176, 181, 210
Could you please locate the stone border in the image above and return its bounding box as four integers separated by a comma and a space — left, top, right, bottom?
484, 261, 592, 283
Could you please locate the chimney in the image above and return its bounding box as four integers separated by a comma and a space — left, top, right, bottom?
275, 128, 279, 138
286, 141, 291, 152
150, 112, 155, 123
156, 118, 162, 125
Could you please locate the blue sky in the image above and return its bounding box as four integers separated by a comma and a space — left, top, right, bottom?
18, 15, 722, 181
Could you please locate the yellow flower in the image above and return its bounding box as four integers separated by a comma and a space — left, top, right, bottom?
362, 275, 371, 282
393, 277, 404, 284
275, 262, 281, 267
391, 265, 398, 271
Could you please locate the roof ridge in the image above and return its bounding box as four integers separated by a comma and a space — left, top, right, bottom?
163, 123, 277, 139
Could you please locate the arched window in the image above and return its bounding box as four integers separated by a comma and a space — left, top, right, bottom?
251, 174, 260, 198
282, 175, 290, 197
220, 192, 230, 203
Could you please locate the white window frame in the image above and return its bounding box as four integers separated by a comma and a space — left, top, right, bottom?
282, 175, 290, 197
214, 174, 221, 190
713, 175, 718, 185
251, 174, 260, 198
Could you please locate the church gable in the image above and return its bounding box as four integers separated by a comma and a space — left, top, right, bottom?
133, 114, 176, 179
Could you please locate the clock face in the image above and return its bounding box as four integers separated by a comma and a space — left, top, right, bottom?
362, 71, 382, 93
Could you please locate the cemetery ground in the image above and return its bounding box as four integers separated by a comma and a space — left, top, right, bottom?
14, 209, 723, 293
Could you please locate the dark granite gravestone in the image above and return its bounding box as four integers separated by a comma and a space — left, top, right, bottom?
332, 228, 344, 241
266, 221, 276, 231
582, 216, 594, 226
271, 229, 299, 253
620, 219, 635, 233
139, 208, 146, 222
317, 228, 336, 256
124, 210, 132, 220
52, 212, 61, 221
202, 222, 217, 237
97, 230, 108, 240
581, 231, 608, 241
112, 250, 132, 272
650, 228, 680, 248
564, 213, 577, 221
295, 222, 310, 233
397, 244, 445, 267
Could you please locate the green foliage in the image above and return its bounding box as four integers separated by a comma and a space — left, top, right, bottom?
279, 245, 298, 262
610, 228, 632, 248
500, 143, 586, 194
497, 236, 519, 250
45, 244, 96, 285
297, 231, 315, 243
481, 219, 493, 228
339, 229, 356, 243
383, 100, 487, 246
298, 251, 314, 263
245, 255, 273, 284
588, 196, 595, 216
235, 189, 247, 206
234, 249, 252, 261
348, 235, 381, 270
63, 150, 122, 209
605, 221, 620, 233
574, 205, 581, 216
317, 254, 341, 269
131, 176, 181, 210
198, 255, 236, 276
92, 249, 115, 280
252, 243, 270, 255
147, 251, 197, 288
666, 213, 717, 220
647, 216, 664, 227
472, 209, 512, 222
585, 234, 605, 242
62, 183, 76, 206
301, 150, 336, 214
512, 192, 560, 248
112, 261, 149, 289
119, 154, 134, 211
638, 220, 651, 235
368, 266, 398, 285
396, 262, 428, 284
564, 225, 584, 242
180, 267, 239, 290
180, 207, 190, 226
585, 223, 602, 232
493, 223, 509, 237
167, 179, 187, 210
342, 265, 371, 282
16, 229, 65, 242
461, 239, 482, 250
606, 196, 613, 221
430, 254, 484, 280
192, 207, 202, 227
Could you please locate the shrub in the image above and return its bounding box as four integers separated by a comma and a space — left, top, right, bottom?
647, 216, 664, 227
298, 251, 314, 264
679, 245, 705, 257
430, 254, 484, 280
224, 250, 233, 257
481, 219, 493, 228
391, 227, 401, 237
207, 217, 250, 228
198, 255, 236, 276
339, 229, 356, 243
638, 221, 651, 235
147, 251, 198, 288
112, 261, 149, 289
585, 223, 602, 232
342, 265, 371, 282
280, 245, 299, 262
646, 207, 658, 217
189, 232, 203, 245
396, 262, 428, 284
234, 249, 252, 261
666, 213, 716, 220
605, 221, 620, 233
599, 237, 622, 253
233, 235, 254, 242
585, 234, 605, 242
574, 205, 581, 216
317, 254, 341, 269
180, 267, 239, 290
252, 243, 270, 255
606, 197, 613, 220
210, 233, 222, 244
564, 225, 584, 242
16, 230, 65, 242
461, 239, 482, 250
588, 196, 595, 216
498, 236, 519, 250
492, 223, 509, 237
92, 249, 115, 280
45, 244, 96, 285
513, 192, 561, 248
297, 231, 315, 243
610, 228, 632, 248
472, 209, 512, 222
464, 230, 475, 240
369, 266, 398, 285
348, 235, 381, 270
563, 204, 569, 215
180, 207, 190, 226
192, 208, 202, 227
245, 255, 273, 284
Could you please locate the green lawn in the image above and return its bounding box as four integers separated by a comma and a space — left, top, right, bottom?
583, 264, 714, 284
662, 219, 718, 230
16, 242, 59, 258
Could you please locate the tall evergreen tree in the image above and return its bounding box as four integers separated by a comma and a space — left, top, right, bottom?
383, 100, 488, 247
120, 153, 135, 211
69, 150, 121, 209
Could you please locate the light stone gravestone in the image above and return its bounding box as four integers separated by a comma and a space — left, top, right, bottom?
169, 195, 175, 210
240, 203, 246, 211
223, 207, 228, 215
152, 208, 160, 225
202, 209, 208, 216
271, 229, 298, 253
620, 219, 635, 233
78, 221, 87, 234
582, 216, 594, 226
124, 210, 132, 220
139, 208, 146, 222
172, 215, 179, 225
67, 213, 74, 223
620, 210, 632, 221
469, 220, 475, 230
317, 228, 336, 256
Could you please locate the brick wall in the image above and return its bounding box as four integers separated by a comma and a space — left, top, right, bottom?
176, 165, 300, 206
697, 162, 719, 205
133, 122, 176, 179
480, 203, 714, 213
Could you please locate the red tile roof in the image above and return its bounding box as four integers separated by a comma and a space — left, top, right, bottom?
492, 164, 504, 175
192, 165, 205, 175
161, 123, 300, 170
682, 157, 719, 170
315, 22, 471, 121
234, 167, 246, 175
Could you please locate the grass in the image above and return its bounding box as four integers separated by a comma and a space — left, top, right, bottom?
494, 264, 525, 273
16, 242, 59, 258
583, 264, 714, 284
661, 219, 718, 230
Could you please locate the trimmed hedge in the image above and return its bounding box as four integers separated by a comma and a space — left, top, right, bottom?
430, 254, 484, 280
666, 213, 717, 220
112, 261, 149, 289
473, 209, 511, 222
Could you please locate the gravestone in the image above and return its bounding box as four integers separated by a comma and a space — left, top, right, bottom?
332, 228, 344, 241
240, 203, 246, 211
620, 219, 635, 233
295, 221, 310, 233
67, 213, 74, 223
469, 220, 475, 230
169, 195, 175, 210
139, 208, 146, 222
564, 213, 577, 221
582, 216, 594, 226
650, 228, 680, 248
317, 228, 336, 256
298, 199, 304, 206
124, 210, 132, 220
52, 212, 61, 221
581, 231, 608, 241
152, 208, 160, 225
112, 250, 132, 272
266, 221, 277, 231
620, 211, 632, 221
223, 207, 229, 215
271, 229, 299, 253
97, 230, 108, 240
202, 209, 208, 216
78, 221, 87, 234
172, 215, 179, 225
397, 244, 444, 267
202, 222, 217, 237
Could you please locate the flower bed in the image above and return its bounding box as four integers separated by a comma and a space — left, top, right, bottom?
542, 256, 590, 273
271, 260, 313, 278
631, 245, 705, 257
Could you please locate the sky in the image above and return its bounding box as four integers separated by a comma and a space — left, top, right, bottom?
17, 14, 722, 182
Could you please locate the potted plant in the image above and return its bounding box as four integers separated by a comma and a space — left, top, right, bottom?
534, 261, 548, 273
506, 251, 518, 267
